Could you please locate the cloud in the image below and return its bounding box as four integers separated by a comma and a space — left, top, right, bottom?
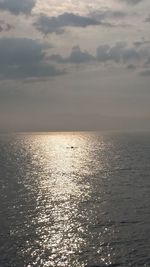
145, 15, 150, 22
96, 42, 140, 63
49, 41, 150, 77
49, 42, 141, 65
119, 0, 143, 4
33, 12, 100, 34
127, 64, 137, 69
0, 0, 36, 15
140, 69, 150, 76
34, 11, 128, 35
50, 46, 95, 64
90, 10, 127, 21
0, 38, 65, 79
88, 9, 129, 28
134, 40, 150, 47
1, 36, 149, 81
0, 20, 13, 32
144, 57, 150, 66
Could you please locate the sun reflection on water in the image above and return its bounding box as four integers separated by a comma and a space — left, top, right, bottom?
2, 133, 150, 266
17, 132, 114, 267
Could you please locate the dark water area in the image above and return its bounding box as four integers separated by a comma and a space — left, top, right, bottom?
0, 132, 150, 267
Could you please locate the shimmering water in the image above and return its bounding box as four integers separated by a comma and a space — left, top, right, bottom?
0, 132, 150, 267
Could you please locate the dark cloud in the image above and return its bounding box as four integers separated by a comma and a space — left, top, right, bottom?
119, 0, 143, 4
144, 57, 150, 66
50, 46, 95, 64
1, 36, 149, 81
49, 41, 150, 76
96, 42, 150, 73
134, 40, 150, 47
0, 38, 65, 79
140, 69, 150, 76
49, 42, 140, 65
0, 20, 13, 32
33, 12, 100, 34
96, 42, 139, 63
109, 11, 127, 18
0, 0, 36, 15
34, 11, 127, 35
64, 46, 95, 63
88, 9, 129, 28
127, 64, 137, 69
90, 10, 127, 21
145, 15, 150, 22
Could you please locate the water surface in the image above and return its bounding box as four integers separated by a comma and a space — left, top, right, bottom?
0, 132, 150, 266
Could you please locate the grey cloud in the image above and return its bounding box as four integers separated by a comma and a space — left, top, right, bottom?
134, 40, 150, 47
109, 11, 127, 18
97, 42, 150, 72
119, 0, 143, 4
0, 0, 36, 15
144, 57, 150, 66
50, 42, 140, 65
0, 38, 65, 79
90, 10, 127, 21
0, 20, 13, 32
88, 10, 129, 28
50, 46, 95, 64
49, 41, 150, 73
140, 69, 150, 76
34, 11, 127, 35
127, 64, 137, 69
33, 13, 100, 34
96, 42, 140, 63
145, 15, 150, 22
65, 46, 95, 63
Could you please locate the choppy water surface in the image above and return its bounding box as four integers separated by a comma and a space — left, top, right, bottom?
0, 132, 150, 267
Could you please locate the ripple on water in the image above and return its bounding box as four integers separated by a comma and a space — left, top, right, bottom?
0, 132, 150, 266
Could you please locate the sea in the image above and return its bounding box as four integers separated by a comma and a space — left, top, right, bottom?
0, 132, 150, 267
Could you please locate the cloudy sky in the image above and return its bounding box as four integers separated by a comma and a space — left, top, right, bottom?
1, 0, 150, 131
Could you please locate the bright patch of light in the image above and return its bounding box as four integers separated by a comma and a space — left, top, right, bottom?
33, 0, 115, 16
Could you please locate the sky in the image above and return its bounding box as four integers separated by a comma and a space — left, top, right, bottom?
0, 0, 150, 132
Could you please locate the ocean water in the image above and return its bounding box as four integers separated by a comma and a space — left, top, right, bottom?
0, 132, 150, 267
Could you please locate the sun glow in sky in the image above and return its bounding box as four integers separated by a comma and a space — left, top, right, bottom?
34, 0, 114, 16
